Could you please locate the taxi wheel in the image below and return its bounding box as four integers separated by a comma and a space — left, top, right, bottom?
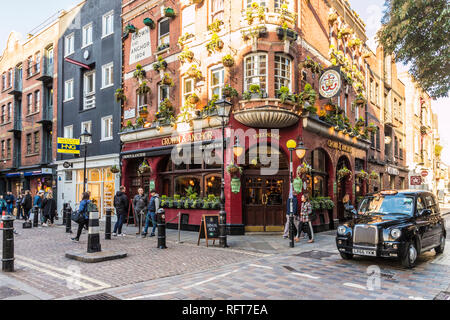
435, 234, 446, 254
401, 242, 417, 268
340, 252, 353, 260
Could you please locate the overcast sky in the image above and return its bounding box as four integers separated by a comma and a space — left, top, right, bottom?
0, 0, 448, 164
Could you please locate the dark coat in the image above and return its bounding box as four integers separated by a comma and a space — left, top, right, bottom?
42, 198, 57, 218
23, 194, 33, 211
287, 197, 298, 216
133, 194, 148, 213
114, 191, 129, 216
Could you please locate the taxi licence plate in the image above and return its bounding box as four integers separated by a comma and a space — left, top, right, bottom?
353, 248, 376, 256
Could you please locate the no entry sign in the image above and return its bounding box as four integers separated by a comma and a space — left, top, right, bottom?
410, 176, 422, 186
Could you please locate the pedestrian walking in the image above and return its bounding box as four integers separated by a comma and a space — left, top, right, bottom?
142, 189, 160, 238
133, 188, 148, 235
71, 192, 91, 242
113, 186, 129, 237
0, 195, 7, 214
283, 190, 298, 239
16, 192, 24, 220
5, 191, 15, 215
33, 190, 45, 224
42, 193, 57, 227
22, 190, 33, 221
295, 194, 315, 243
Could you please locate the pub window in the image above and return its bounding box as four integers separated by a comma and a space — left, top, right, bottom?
309, 149, 328, 198
355, 158, 365, 172
174, 176, 201, 198
210, 67, 224, 99
158, 84, 170, 109
274, 54, 292, 93
244, 53, 267, 93
158, 18, 170, 48
205, 174, 221, 197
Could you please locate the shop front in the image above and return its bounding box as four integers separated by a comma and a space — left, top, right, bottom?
2, 168, 55, 197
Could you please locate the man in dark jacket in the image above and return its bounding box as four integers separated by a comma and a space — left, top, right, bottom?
142, 189, 160, 238
5, 191, 15, 215
283, 190, 298, 239
133, 188, 148, 235
113, 186, 129, 237
22, 190, 33, 221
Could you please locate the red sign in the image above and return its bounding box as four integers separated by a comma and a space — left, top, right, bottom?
421, 171, 429, 177
410, 176, 422, 186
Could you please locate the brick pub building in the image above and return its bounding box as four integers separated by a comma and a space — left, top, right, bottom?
119, 0, 409, 234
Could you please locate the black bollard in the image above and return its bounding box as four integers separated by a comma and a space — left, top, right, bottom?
62, 204, 67, 226
157, 208, 167, 249
32, 207, 39, 228
65, 204, 72, 234
105, 208, 112, 240
87, 210, 101, 253
2, 215, 15, 272
289, 214, 295, 248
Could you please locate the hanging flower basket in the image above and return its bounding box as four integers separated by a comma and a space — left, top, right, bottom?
420, 126, 428, 136
226, 163, 243, 177
143, 18, 155, 29
293, 178, 303, 193
110, 165, 120, 174
138, 106, 149, 117
187, 93, 200, 105
161, 73, 174, 86
231, 178, 242, 194
355, 94, 366, 105
356, 170, 369, 181
297, 162, 312, 177
164, 7, 176, 18
328, 13, 338, 25
125, 24, 137, 34
138, 160, 152, 175
337, 167, 352, 181
324, 103, 336, 112
222, 54, 235, 68
191, 0, 204, 4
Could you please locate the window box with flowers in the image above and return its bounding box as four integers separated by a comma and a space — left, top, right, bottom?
206, 33, 224, 55
164, 7, 176, 18
276, 86, 295, 104
179, 48, 195, 64
243, 84, 266, 100
157, 43, 170, 52
276, 26, 298, 41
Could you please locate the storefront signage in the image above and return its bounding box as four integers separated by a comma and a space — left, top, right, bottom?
198, 214, 220, 247
253, 132, 281, 140
319, 68, 342, 99
57, 138, 80, 155
41, 168, 53, 175
162, 131, 214, 146
129, 27, 152, 65
124, 108, 136, 120
327, 140, 352, 153
123, 152, 147, 160
410, 176, 422, 186
149, 180, 155, 191
386, 166, 399, 176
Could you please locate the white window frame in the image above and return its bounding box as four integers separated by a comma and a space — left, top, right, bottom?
82, 22, 93, 48
101, 62, 114, 89
81, 121, 92, 144
210, 66, 224, 99
100, 115, 113, 142
64, 79, 74, 102
34, 90, 40, 113
35, 52, 41, 73
27, 93, 33, 114
64, 125, 73, 139
244, 53, 268, 93
83, 70, 96, 109
158, 18, 170, 47
158, 84, 170, 110
102, 11, 114, 38
274, 54, 292, 92
182, 5, 195, 35
64, 33, 75, 57
211, 0, 224, 21
183, 77, 195, 105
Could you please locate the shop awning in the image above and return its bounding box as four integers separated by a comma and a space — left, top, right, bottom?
120, 139, 228, 160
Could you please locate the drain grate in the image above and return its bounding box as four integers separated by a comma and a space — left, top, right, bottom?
434, 291, 450, 300
293, 250, 336, 260
74, 293, 120, 300
0, 286, 23, 299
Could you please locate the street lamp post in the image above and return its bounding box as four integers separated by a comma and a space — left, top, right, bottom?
215, 95, 233, 248
80, 129, 92, 194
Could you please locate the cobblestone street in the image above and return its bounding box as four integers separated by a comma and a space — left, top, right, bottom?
0, 212, 448, 300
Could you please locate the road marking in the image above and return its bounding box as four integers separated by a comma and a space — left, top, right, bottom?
343, 282, 368, 290
15, 255, 110, 288
292, 272, 320, 280
408, 296, 425, 300
249, 264, 273, 270
182, 269, 239, 290
128, 291, 179, 300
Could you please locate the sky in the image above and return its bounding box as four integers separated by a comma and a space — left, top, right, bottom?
0, 0, 448, 164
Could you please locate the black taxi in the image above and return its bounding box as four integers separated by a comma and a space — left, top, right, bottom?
336, 190, 446, 268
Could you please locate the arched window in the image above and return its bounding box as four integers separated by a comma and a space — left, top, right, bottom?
308, 149, 329, 198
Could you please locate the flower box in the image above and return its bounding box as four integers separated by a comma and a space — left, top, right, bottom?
164, 7, 176, 18
143, 18, 155, 29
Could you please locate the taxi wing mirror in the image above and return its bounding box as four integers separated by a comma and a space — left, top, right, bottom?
419, 209, 432, 216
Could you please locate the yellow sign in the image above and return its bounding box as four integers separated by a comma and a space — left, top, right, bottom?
57, 138, 81, 155
327, 140, 352, 153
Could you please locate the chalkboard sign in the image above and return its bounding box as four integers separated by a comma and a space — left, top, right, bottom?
197, 214, 220, 247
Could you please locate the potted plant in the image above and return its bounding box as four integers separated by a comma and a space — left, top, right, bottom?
276, 86, 293, 103
138, 159, 152, 175
125, 24, 137, 34
369, 171, 380, 182
115, 88, 127, 104
222, 54, 235, 68
135, 117, 145, 129
223, 84, 238, 99
143, 18, 155, 29
133, 64, 146, 81
110, 165, 120, 174
324, 102, 336, 112
179, 48, 195, 63
187, 93, 200, 105
337, 167, 352, 181
164, 7, 176, 18
153, 55, 168, 71
124, 120, 134, 131
355, 117, 365, 127
367, 123, 378, 133
207, 19, 224, 33
356, 170, 369, 181
137, 81, 151, 95
206, 33, 224, 55
348, 38, 362, 48
297, 162, 312, 177
328, 12, 338, 25
355, 93, 366, 105
162, 73, 174, 86
249, 83, 261, 98
227, 162, 243, 177
186, 65, 203, 80
317, 109, 327, 121
138, 105, 149, 117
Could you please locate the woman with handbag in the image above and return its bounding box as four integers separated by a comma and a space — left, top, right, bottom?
71, 192, 91, 242
295, 194, 315, 243
42, 193, 57, 227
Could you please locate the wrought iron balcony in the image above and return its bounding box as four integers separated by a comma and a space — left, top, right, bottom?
36, 60, 54, 83
7, 120, 22, 134
37, 106, 53, 127
7, 76, 22, 97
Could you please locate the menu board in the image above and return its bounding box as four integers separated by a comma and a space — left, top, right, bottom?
197, 215, 220, 247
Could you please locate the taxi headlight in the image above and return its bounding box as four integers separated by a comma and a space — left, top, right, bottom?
390, 228, 402, 240
337, 226, 347, 236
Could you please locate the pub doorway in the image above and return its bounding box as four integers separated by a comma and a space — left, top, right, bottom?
336, 156, 352, 222
243, 144, 289, 232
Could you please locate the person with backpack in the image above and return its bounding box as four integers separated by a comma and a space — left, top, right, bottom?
295, 193, 315, 243
113, 186, 129, 237
133, 188, 148, 235
0, 195, 7, 214
71, 192, 91, 242
142, 189, 160, 238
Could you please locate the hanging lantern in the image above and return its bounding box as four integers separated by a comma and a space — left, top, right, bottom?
293, 177, 303, 193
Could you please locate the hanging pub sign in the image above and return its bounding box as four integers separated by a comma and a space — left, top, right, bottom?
231, 178, 241, 193
293, 177, 303, 193
319, 67, 342, 99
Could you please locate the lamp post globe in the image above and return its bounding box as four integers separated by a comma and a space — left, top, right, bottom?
295, 139, 307, 160
80, 128, 92, 193
233, 137, 244, 158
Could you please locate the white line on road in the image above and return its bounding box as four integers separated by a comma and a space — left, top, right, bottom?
343, 282, 368, 290
408, 296, 425, 300
249, 264, 273, 270
292, 272, 320, 280
128, 291, 179, 300
182, 269, 240, 290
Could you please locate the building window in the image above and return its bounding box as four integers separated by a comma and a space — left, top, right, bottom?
64, 79, 74, 101
398, 102, 403, 122
375, 82, 380, 106
1, 106, 4, 123
308, 149, 329, 198
7, 69, 12, 88
65, 33, 75, 56
183, 78, 194, 104
182, 5, 195, 35
376, 129, 380, 151
137, 92, 147, 108
26, 134, 32, 155
244, 53, 267, 93
64, 125, 73, 138
81, 121, 92, 139
158, 18, 170, 49
65, 171, 73, 182
1, 74, 5, 90
274, 54, 292, 92
7, 103, 11, 122
1, 141, 4, 159
27, 56, 33, 77
34, 131, 40, 154
211, 0, 224, 21
210, 67, 224, 99
82, 23, 93, 47
102, 11, 114, 37
47, 46, 54, 67
84, 70, 96, 109
246, 0, 266, 7
370, 131, 375, 149
27, 93, 33, 114
35, 52, 40, 73
101, 116, 113, 141
6, 139, 10, 159
101, 62, 114, 89
158, 84, 170, 109
34, 90, 40, 112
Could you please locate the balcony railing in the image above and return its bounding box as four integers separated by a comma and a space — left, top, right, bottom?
7, 119, 22, 134
84, 93, 96, 109
37, 105, 53, 126
37, 59, 53, 82
8, 71, 22, 97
